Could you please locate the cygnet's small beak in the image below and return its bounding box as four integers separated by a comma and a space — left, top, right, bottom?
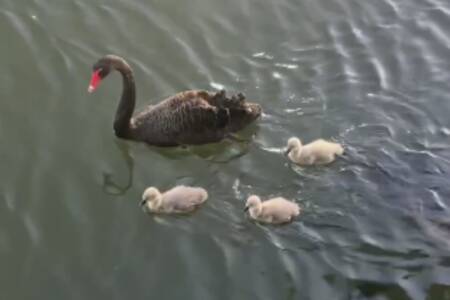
140, 199, 147, 206
244, 206, 249, 212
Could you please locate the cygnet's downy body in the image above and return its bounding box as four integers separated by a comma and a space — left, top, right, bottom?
141, 186, 208, 214
285, 137, 343, 166
244, 195, 300, 224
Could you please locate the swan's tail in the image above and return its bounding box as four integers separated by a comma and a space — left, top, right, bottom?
335, 144, 344, 156
210, 90, 262, 132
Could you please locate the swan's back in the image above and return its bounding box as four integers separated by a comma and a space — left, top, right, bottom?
162, 186, 208, 212
130, 90, 261, 146
261, 197, 300, 220
304, 139, 343, 157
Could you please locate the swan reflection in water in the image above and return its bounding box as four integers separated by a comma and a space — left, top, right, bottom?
102, 136, 257, 195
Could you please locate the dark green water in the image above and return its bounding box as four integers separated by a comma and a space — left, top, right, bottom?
1, 0, 450, 299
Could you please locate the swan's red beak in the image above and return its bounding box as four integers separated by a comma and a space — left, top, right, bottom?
88, 69, 102, 93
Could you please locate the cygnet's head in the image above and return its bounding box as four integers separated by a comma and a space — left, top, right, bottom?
141, 187, 161, 207
285, 137, 302, 155
244, 195, 262, 212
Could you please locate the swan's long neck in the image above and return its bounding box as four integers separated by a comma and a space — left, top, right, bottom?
151, 194, 163, 211
249, 203, 262, 219
113, 61, 136, 138
289, 145, 302, 161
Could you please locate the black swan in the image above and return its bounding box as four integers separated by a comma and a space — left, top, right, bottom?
88, 55, 262, 146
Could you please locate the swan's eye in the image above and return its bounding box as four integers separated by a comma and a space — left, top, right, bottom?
98, 67, 109, 77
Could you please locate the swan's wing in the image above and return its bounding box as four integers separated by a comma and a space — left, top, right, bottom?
151, 91, 226, 128
129, 89, 260, 145
203, 90, 262, 132
161, 93, 230, 143
262, 198, 299, 219
129, 91, 229, 145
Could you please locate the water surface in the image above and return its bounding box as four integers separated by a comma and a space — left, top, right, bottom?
1, 0, 450, 299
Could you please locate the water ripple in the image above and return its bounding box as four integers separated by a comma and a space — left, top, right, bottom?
2, 0, 450, 298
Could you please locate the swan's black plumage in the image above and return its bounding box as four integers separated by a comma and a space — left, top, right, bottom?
90, 55, 262, 146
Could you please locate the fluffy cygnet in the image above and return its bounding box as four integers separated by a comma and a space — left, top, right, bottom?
285, 137, 344, 166
141, 186, 208, 214
244, 195, 300, 224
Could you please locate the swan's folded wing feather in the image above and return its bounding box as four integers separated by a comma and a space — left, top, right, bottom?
129, 89, 258, 145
